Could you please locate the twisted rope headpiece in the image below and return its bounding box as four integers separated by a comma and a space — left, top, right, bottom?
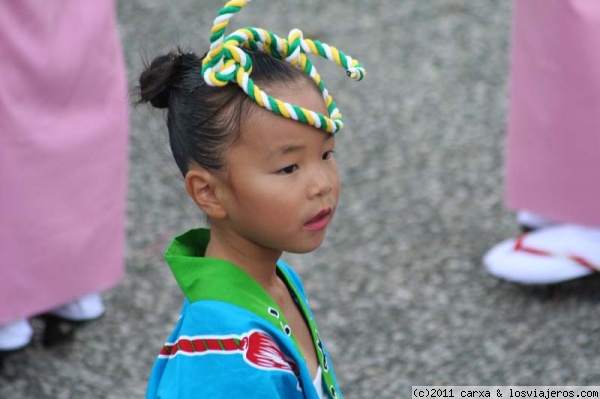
201, 0, 365, 133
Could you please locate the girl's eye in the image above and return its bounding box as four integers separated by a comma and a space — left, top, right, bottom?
322, 150, 335, 160
278, 164, 299, 175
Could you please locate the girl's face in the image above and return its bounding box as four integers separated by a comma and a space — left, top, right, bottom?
218, 82, 340, 254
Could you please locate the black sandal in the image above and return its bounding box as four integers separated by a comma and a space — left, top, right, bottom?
38, 312, 104, 348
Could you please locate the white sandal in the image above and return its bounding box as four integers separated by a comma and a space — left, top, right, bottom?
0, 319, 33, 369
484, 224, 600, 284
49, 293, 105, 322
40, 293, 105, 347
0, 319, 33, 351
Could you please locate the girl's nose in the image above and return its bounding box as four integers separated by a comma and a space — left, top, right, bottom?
307, 167, 333, 198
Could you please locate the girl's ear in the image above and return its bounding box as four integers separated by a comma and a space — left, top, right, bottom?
185, 167, 227, 219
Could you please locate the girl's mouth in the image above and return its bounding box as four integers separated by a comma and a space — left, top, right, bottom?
304, 208, 332, 231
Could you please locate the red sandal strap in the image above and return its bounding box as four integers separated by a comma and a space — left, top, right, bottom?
514, 234, 599, 272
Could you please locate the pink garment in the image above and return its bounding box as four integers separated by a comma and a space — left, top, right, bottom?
505, 0, 600, 226
0, 1, 129, 324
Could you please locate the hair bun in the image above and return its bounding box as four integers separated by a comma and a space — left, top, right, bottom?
138, 51, 184, 109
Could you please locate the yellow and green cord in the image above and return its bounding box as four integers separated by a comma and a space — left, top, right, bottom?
201, 0, 366, 134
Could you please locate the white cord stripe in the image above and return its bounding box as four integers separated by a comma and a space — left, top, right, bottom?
203, 71, 215, 86
241, 72, 249, 93
260, 91, 270, 108
323, 44, 333, 62
300, 40, 311, 54
309, 111, 321, 128
284, 103, 298, 120
214, 13, 234, 24
285, 46, 301, 63
256, 29, 267, 44
220, 64, 236, 75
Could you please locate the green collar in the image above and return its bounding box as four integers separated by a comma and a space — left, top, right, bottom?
165, 228, 340, 398
164, 228, 303, 357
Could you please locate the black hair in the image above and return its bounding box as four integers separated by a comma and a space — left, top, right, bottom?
138, 48, 315, 176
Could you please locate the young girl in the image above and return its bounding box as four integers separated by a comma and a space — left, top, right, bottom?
139, 1, 364, 397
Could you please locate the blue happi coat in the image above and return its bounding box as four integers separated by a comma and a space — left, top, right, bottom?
146, 229, 343, 399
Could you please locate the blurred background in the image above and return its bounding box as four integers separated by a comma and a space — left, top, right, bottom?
2, 0, 600, 398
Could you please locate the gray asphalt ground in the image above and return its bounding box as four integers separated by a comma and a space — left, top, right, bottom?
2, 1, 600, 398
